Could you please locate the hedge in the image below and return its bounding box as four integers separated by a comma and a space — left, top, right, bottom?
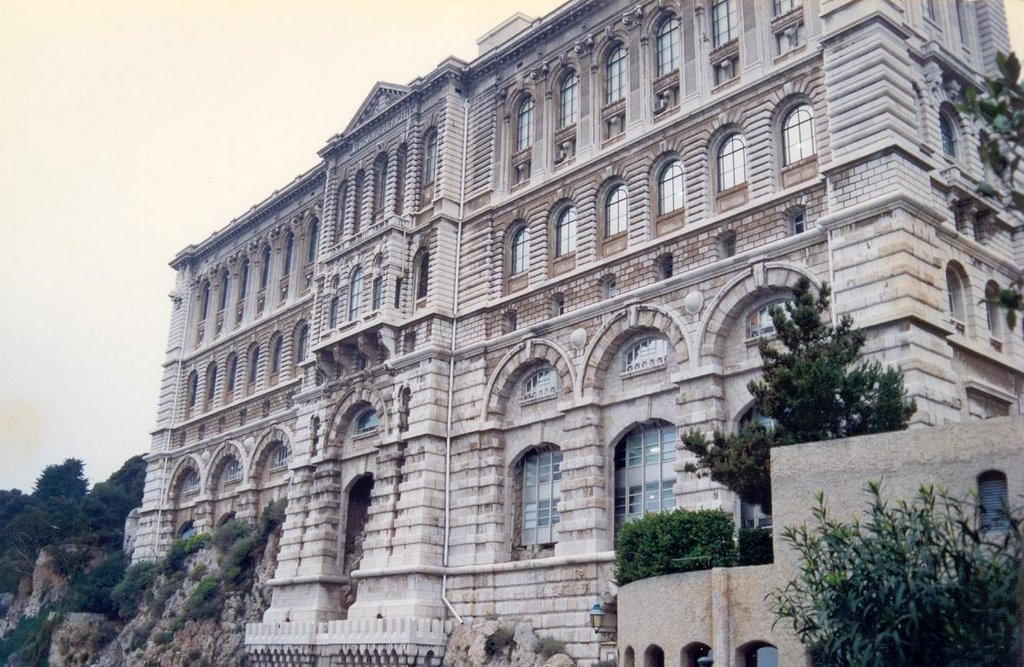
614, 509, 738, 585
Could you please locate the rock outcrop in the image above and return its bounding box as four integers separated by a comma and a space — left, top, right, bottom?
445, 620, 576, 667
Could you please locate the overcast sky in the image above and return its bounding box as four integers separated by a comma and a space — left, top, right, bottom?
0, 1, 1021, 492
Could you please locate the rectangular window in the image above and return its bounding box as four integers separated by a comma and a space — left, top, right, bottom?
773, 0, 798, 15
371, 276, 383, 311
711, 0, 735, 47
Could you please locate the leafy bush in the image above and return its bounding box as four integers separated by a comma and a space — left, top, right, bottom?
0, 609, 60, 666
213, 518, 250, 554
162, 532, 211, 574
62, 550, 127, 616
737, 527, 773, 566
258, 499, 287, 540
181, 576, 222, 622
111, 561, 158, 619
614, 509, 737, 585
537, 636, 567, 658
593, 661, 616, 667
484, 626, 515, 657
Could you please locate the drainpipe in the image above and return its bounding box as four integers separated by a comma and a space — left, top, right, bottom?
440, 92, 471, 625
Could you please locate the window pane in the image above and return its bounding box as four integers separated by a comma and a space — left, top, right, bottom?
605, 186, 628, 236
559, 73, 578, 128
517, 98, 534, 151
656, 18, 680, 76
783, 106, 814, 165
605, 46, 626, 103
555, 208, 577, 256
717, 135, 746, 191
658, 162, 684, 215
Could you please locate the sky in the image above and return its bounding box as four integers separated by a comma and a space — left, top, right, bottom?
0, 1, 1022, 493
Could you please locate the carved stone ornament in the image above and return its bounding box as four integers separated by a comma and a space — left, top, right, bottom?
622, 4, 644, 29
573, 34, 594, 56
528, 62, 549, 81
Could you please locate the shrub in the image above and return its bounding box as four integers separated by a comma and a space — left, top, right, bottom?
484, 625, 515, 657
111, 561, 158, 619
213, 519, 250, 554
162, 533, 211, 574
62, 550, 127, 616
258, 499, 287, 540
594, 661, 616, 667
182, 575, 222, 622
537, 636, 567, 658
737, 527, 773, 566
614, 509, 737, 585
0, 609, 60, 665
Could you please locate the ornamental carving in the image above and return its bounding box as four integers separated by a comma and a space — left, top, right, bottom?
622, 4, 643, 29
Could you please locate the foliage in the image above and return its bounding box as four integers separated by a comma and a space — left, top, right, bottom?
770, 482, 1021, 666
111, 561, 158, 619
684, 278, 915, 512
614, 509, 737, 586
162, 532, 212, 575
0, 609, 60, 666
181, 575, 223, 622
537, 636, 567, 658
593, 661, 617, 667
484, 625, 515, 657
33, 458, 88, 502
61, 550, 127, 616
258, 498, 288, 540
737, 527, 773, 566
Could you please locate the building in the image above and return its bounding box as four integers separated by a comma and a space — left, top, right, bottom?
128, 0, 1022, 664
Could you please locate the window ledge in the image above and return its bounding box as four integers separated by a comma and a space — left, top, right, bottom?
770, 7, 803, 31
621, 360, 667, 379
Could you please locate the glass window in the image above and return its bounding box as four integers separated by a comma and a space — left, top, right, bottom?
238, 258, 249, 303
272, 444, 289, 469
774, 0, 798, 14
516, 97, 534, 152
270, 337, 283, 375
782, 105, 814, 165
978, 470, 1009, 532
559, 72, 579, 128
605, 186, 628, 237
416, 253, 430, 299
923, 0, 936, 21
656, 18, 680, 77
295, 324, 309, 363
224, 458, 242, 482
717, 134, 746, 191
614, 423, 677, 529
521, 449, 563, 546
374, 157, 388, 211
372, 276, 383, 311
985, 281, 1002, 336
555, 207, 578, 256
248, 347, 260, 385
337, 183, 349, 233
657, 161, 684, 215
353, 171, 364, 233
283, 232, 294, 275
307, 220, 319, 263
329, 296, 340, 328
187, 372, 198, 408
743, 644, 778, 667
940, 113, 957, 157
260, 246, 272, 289
623, 338, 668, 373
522, 368, 557, 402
423, 131, 438, 185
199, 281, 211, 321
206, 364, 217, 401
605, 45, 627, 104
348, 267, 363, 320
511, 226, 530, 275
183, 470, 200, 493
712, 0, 736, 47
747, 301, 787, 338
394, 146, 407, 215
356, 408, 380, 434
792, 209, 807, 234
947, 266, 966, 322
219, 271, 230, 311
226, 354, 238, 394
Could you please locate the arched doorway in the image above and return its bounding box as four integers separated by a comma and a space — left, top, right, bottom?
339, 474, 373, 616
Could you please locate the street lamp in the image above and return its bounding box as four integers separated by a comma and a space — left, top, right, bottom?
588, 602, 605, 633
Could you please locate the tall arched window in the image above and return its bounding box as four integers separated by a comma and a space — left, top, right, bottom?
423, 130, 438, 185
295, 323, 309, 363
558, 72, 579, 128
416, 253, 430, 300
337, 182, 349, 236
186, 371, 199, 408
946, 264, 967, 323
218, 270, 230, 312
656, 17, 680, 77
658, 161, 684, 215
283, 232, 294, 275
614, 422, 677, 529
782, 105, 815, 165
717, 134, 746, 191
205, 363, 217, 405
510, 226, 530, 275
270, 336, 283, 376
605, 45, 627, 103
516, 97, 534, 152
329, 296, 340, 328
307, 219, 319, 263
374, 154, 388, 213
248, 345, 260, 386
940, 112, 958, 158
605, 185, 628, 236
199, 281, 211, 321
985, 281, 1003, 336
353, 170, 365, 233
520, 448, 562, 546
238, 258, 250, 304
348, 267, 364, 320
394, 144, 407, 215
978, 470, 1009, 532
226, 353, 238, 396
554, 207, 578, 256
260, 246, 272, 289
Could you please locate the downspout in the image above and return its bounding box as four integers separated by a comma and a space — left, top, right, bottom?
825, 173, 838, 327
440, 93, 471, 625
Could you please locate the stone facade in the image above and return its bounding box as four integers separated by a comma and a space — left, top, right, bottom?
129, 0, 1022, 664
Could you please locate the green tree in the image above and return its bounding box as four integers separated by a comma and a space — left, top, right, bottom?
33, 458, 88, 502
771, 482, 1021, 666
959, 51, 1024, 330
683, 278, 915, 512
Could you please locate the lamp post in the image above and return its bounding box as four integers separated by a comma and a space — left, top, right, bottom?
697, 657, 714, 667
588, 602, 606, 634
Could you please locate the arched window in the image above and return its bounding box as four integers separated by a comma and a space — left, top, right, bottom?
423, 130, 438, 185
270, 336, 283, 376
371, 276, 383, 311
741, 643, 778, 667
307, 219, 319, 263
182, 469, 200, 494
205, 363, 217, 404
940, 112, 958, 158
510, 226, 530, 275
747, 300, 788, 338
329, 296, 340, 328
223, 457, 242, 483
199, 281, 211, 321
271, 443, 289, 470
226, 353, 238, 396
614, 422, 677, 529
353, 170, 365, 233
394, 144, 407, 215
558, 72, 579, 128
605, 186, 628, 237
187, 371, 198, 408
521, 368, 557, 402
248, 346, 260, 386
337, 182, 349, 235
219, 270, 230, 312
554, 207, 578, 257
295, 324, 309, 363
416, 253, 430, 300
782, 104, 815, 165
657, 161, 684, 215
520, 448, 563, 546
946, 264, 967, 323
374, 154, 389, 213
623, 337, 668, 373
349, 267, 364, 320
978, 470, 1009, 532
355, 408, 380, 434
283, 232, 294, 275
717, 133, 746, 191
605, 45, 627, 103
516, 97, 534, 152
985, 281, 1003, 336
238, 258, 250, 304
656, 18, 680, 77
260, 246, 272, 289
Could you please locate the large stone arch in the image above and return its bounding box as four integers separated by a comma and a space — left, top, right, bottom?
205, 441, 245, 496
482, 338, 576, 421
249, 425, 294, 482
326, 383, 391, 449
696, 262, 821, 366
578, 303, 690, 396
165, 454, 203, 504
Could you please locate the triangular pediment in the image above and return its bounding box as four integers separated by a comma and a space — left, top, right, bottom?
345, 82, 411, 133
